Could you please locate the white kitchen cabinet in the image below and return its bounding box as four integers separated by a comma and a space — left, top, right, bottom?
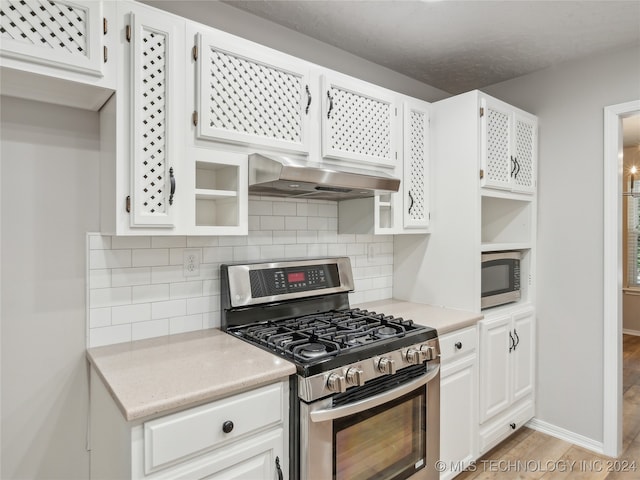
100, 2, 186, 234
321, 72, 399, 169
481, 96, 537, 195
402, 98, 430, 231
478, 306, 535, 453
0, 0, 115, 109
90, 368, 289, 480
193, 28, 312, 155
439, 326, 478, 480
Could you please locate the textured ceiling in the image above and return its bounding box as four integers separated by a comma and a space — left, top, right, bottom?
223, 0, 640, 95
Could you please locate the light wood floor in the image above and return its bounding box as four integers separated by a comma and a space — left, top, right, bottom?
455, 334, 640, 479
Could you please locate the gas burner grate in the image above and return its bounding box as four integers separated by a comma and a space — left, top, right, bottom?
227, 308, 422, 365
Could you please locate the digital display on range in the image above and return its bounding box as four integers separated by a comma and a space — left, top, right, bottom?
288, 272, 306, 283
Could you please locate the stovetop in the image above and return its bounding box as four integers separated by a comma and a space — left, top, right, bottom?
226, 307, 437, 377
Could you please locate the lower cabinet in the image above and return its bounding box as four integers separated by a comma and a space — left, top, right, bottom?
90, 370, 288, 480
439, 326, 478, 480
478, 305, 535, 454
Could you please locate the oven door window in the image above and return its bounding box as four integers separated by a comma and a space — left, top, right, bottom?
333, 387, 426, 480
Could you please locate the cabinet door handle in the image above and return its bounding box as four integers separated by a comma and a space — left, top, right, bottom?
327, 91, 334, 119
509, 330, 515, 352
454, 341, 462, 350
513, 328, 520, 350
510, 422, 516, 430
169, 167, 176, 206
408, 191, 414, 214
510, 156, 517, 177
305, 85, 312, 115
514, 157, 521, 179
275, 456, 283, 480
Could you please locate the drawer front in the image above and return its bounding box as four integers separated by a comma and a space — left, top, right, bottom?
439, 326, 477, 363
478, 400, 534, 454
144, 382, 284, 474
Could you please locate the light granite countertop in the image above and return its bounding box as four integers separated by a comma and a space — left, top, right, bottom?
86, 329, 296, 422
354, 299, 482, 335
87, 300, 480, 423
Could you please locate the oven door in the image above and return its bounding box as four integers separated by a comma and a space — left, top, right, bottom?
300, 365, 440, 480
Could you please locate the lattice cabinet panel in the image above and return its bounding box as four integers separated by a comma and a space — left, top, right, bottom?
322, 74, 398, 168
403, 100, 430, 230
513, 115, 536, 193
129, 8, 182, 227
195, 31, 311, 154
482, 104, 511, 189
480, 96, 537, 195
0, 0, 104, 76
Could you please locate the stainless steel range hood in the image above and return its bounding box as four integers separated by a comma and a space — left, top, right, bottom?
248, 153, 400, 200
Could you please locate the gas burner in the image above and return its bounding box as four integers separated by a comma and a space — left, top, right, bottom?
298, 343, 328, 358
376, 326, 399, 338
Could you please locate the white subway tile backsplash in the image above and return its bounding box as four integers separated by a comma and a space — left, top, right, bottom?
132, 284, 170, 304
170, 314, 204, 335
87, 197, 394, 347
112, 303, 151, 325
89, 307, 111, 328
90, 287, 132, 308
151, 299, 186, 320
111, 236, 151, 249
170, 281, 204, 299
89, 250, 131, 269
111, 267, 151, 288
151, 236, 187, 248
132, 319, 169, 341
132, 249, 169, 267
89, 269, 111, 289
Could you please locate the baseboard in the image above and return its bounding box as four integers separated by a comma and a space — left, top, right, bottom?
623, 328, 640, 336
526, 418, 605, 455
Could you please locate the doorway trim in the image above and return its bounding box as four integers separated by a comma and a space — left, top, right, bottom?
603, 100, 640, 457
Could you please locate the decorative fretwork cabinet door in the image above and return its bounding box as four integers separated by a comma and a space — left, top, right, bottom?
512, 114, 537, 194
480, 98, 513, 191
195, 31, 311, 154
321, 74, 399, 168
0, 0, 104, 76
128, 8, 182, 227
403, 100, 430, 230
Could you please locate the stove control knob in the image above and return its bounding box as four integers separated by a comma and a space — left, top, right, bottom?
327, 373, 347, 393
378, 357, 396, 375
346, 367, 365, 386
406, 348, 427, 365
420, 345, 437, 361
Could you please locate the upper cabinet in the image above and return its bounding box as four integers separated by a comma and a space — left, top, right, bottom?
321, 73, 399, 169
0, 0, 115, 109
193, 29, 312, 155
403, 98, 430, 231
481, 96, 537, 195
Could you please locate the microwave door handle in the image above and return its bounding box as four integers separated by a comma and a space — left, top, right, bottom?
309, 366, 440, 423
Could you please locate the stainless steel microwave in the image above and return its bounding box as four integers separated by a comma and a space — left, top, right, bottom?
481, 251, 521, 309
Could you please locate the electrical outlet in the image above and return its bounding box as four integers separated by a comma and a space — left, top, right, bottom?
183, 249, 200, 277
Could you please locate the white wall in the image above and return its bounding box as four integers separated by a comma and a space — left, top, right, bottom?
141, 0, 450, 103
484, 44, 640, 445
1, 96, 100, 478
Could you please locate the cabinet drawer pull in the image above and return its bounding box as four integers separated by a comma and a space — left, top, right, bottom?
169, 167, 176, 206
305, 85, 312, 115
454, 342, 462, 350
222, 420, 234, 433
510, 422, 516, 430
327, 91, 334, 119
276, 456, 283, 480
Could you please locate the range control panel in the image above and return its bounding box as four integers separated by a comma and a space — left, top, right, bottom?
249, 263, 340, 298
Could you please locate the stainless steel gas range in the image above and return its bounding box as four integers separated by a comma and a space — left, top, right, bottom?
221, 257, 440, 480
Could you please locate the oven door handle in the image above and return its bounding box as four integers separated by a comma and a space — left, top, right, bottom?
309, 365, 440, 423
